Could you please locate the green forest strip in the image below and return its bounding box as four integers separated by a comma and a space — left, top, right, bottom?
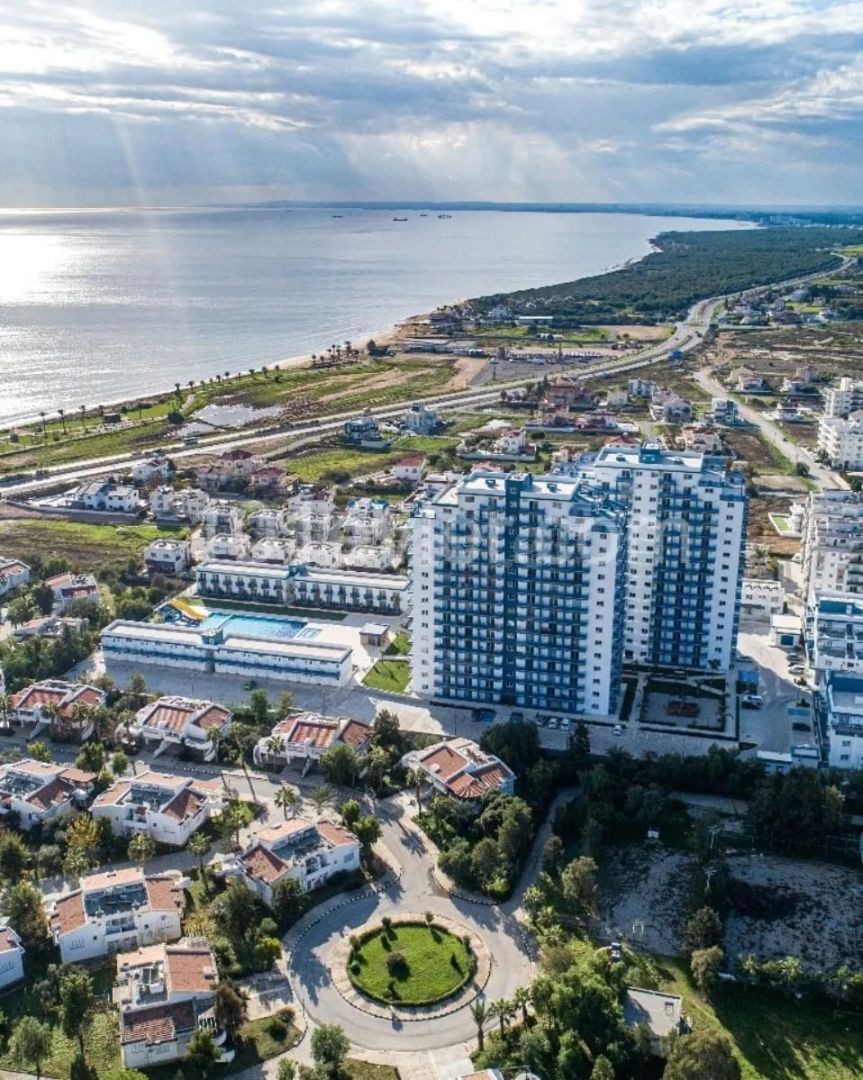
469, 226, 863, 322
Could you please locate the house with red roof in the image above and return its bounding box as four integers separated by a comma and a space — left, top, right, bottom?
0, 758, 96, 830
252, 712, 370, 769
130, 696, 232, 762
115, 938, 232, 1069
45, 572, 100, 613
91, 769, 224, 847
0, 558, 30, 598
215, 817, 361, 906
401, 737, 515, 800
9, 680, 105, 741
50, 867, 185, 963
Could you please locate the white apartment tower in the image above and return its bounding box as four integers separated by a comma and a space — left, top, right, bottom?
586, 443, 747, 672
411, 471, 626, 716
802, 491, 863, 598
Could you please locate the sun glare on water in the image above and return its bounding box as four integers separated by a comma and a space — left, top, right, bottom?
0, 231, 73, 305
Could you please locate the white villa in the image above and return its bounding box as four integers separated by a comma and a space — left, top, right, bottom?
131, 696, 232, 760
50, 867, 185, 963
150, 487, 210, 525
145, 539, 192, 577
247, 508, 291, 538
9, 680, 105, 741
68, 480, 141, 514
0, 921, 25, 990
201, 501, 245, 538
132, 458, 173, 484
0, 558, 30, 597
219, 818, 361, 907
0, 759, 96, 830
205, 533, 251, 561
45, 572, 100, 612
116, 939, 230, 1070
92, 770, 224, 847
344, 498, 393, 545
253, 712, 370, 768
402, 738, 515, 800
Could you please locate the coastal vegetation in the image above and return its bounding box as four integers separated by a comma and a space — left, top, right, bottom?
469, 227, 863, 323
0, 519, 185, 573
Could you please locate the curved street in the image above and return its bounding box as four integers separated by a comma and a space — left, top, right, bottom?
284, 794, 537, 1056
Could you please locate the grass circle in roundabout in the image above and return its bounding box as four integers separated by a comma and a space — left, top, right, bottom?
347, 920, 476, 1006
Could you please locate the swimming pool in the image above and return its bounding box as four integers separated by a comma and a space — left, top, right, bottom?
200, 611, 319, 642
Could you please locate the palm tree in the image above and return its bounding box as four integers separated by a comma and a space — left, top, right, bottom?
79, 405, 86, 430
39, 411, 46, 440
490, 998, 511, 1037
266, 734, 285, 763
232, 725, 259, 803
407, 767, 426, 811
188, 832, 212, 888
58, 408, 67, 434
274, 785, 299, 820
513, 985, 531, 1026
309, 784, 333, 815
469, 998, 488, 1052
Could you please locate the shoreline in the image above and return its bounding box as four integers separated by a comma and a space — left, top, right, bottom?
0, 216, 755, 435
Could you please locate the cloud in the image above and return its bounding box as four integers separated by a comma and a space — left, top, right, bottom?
0, 0, 861, 204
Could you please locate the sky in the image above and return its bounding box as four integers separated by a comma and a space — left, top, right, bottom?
0, 0, 862, 207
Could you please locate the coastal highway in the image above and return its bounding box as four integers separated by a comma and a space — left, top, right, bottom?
0, 259, 846, 498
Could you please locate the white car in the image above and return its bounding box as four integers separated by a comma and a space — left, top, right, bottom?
560, 718, 572, 731
547, 718, 559, 730
613, 723, 624, 736
741, 693, 764, 710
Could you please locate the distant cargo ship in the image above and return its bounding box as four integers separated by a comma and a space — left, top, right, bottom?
393, 216, 408, 222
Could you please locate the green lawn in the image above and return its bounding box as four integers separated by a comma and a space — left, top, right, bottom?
349, 923, 474, 1005
384, 630, 411, 656
228, 1011, 302, 1072
0, 518, 187, 572
363, 659, 411, 693
346, 1061, 400, 1080
0, 964, 120, 1077
621, 950, 863, 1080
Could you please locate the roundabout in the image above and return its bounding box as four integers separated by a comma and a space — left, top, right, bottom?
283, 795, 550, 1055
332, 912, 491, 1019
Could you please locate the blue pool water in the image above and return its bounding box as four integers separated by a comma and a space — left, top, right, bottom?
200, 611, 319, 641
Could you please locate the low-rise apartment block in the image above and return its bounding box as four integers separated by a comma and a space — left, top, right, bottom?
131, 696, 232, 760
819, 672, 863, 769
807, 593, 863, 676
253, 712, 370, 768
817, 413, 863, 470
0, 759, 96, 830
92, 770, 223, 846
402, 738, 515, 800
220, 818, 361, 906
115, 939, 229, 1070
201, 501, 245, 538
68, 480, 141, 514
824, 376, 863, 418
195, 561, 408, 615
801, 491, 863, 597
740, 579, 784, 619
50, 867, 185, 963
102, 617, 353, 687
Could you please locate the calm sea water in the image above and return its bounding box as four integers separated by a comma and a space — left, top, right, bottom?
0, 207, 746, 427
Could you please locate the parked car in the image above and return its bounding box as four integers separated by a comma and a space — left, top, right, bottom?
792, 721, 811, 732
547, 718, 560, 730
560, 718, 572, 731
535, 714, 548, 727
510, 711, 525, 723
741, 693, 764, 710
609, 941, 622, 963
613, 723, 624, 736
789, 664, 806, 675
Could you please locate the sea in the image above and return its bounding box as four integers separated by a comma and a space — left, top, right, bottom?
0, 206, 748, 428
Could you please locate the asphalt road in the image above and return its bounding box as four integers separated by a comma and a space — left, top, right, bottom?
693, 369, 848, 491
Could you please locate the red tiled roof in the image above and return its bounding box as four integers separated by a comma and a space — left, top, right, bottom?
165, 946, 218, 993
417, 744, 465, 781
287, 718, 338, 749
60, 767, 97, 786
144, 875, 184, 913
241, 844, 287, 885
317, 821, 359, 848
140, 701, 196, 733
52, 893, 86, 935
162, 787, 204, 822
0, 927, 20, 952
339, 720, 370, 748
194, 704, 231, 731
25, 777, 75, 811
121, 1001, 196, 1046
93, 781, 131, 807
11, 685, 67, 710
